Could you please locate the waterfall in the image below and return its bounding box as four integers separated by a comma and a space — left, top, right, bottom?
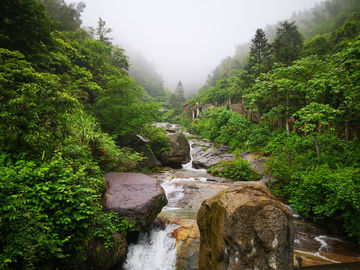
123, 223, 179, 270
123, 170, 186, 270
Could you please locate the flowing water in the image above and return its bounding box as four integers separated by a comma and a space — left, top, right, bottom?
122, 126, 360, 269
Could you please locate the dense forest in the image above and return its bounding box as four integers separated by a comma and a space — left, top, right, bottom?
0, 0, 175, 268
1, 0, 360, 268
181, 0, 360, 246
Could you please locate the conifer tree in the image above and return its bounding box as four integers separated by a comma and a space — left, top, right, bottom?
273, 21, 304, 66
175, 80, 185, 107
246, 28, 272, 79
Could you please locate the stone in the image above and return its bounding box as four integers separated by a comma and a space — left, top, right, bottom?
174, 219, 200, 270
76, 232, 127, 270
192, 144, 235, 169
156, 132, 191, 166
197, 181, 294, 270
131, 135, 162, 168
103, 172, 168, 231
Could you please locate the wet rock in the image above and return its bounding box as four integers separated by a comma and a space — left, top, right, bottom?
131, 134, 162, 168
103, 172, 168, 231
76, 232, 127, 270
174, 219, 200, 270
192, 144, 235, 169
197, 181, 294, 270
156, 132, 191, 166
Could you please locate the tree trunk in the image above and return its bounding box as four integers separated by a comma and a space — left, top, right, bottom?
313, 134, 321, 159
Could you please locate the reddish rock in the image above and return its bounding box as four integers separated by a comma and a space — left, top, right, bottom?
103, 172, 167, 230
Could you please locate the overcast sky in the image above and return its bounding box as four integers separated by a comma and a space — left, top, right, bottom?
74, 0, 323, 93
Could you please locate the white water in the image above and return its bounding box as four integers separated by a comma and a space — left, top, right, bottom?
123, 223, 179, 270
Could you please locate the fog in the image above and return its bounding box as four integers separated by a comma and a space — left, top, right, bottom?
73, 0, 323, 93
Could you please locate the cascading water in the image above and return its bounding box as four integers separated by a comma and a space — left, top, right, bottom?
122, 134, 207, 270
123, 223, 179, 270
123, 178, 183, 270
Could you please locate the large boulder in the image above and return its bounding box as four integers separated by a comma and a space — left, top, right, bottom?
192, 144, 235, 169
197, 181, 294, 270
156, 132, 191, 167
103, 172, 168, 231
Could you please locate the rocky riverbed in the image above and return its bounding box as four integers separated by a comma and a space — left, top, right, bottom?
121, 127, 360, 269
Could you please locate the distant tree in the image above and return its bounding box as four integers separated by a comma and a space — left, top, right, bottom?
39, 0, 86, 31
92, 17, 113, 46
273, 21, 304, 66
245, 28, 272, 81
175, 80, 186, 106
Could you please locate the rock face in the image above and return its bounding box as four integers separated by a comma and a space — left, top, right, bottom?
156, 132, 191, 166
197, 181, 294, 270
192, 144, 235, 169
103, 172, 168, 230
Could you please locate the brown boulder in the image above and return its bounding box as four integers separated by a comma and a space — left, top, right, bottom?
197, 181, 294, 270
103, 172, 168, 230
156, 132, 191, 166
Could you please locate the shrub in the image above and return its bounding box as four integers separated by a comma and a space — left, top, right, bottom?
208, 158, 260, 181
286, 165, 360, 243
215, 113, 252, 150
0, 152, 133, 269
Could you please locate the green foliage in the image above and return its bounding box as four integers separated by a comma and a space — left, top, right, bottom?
294, 102, 341, 134
247, 122, 273, 151
0, 152, 133, 269
208, 158, 260, 181
286, 165, 360, 242
189, 107, 233, 141
273, 21, 304, 66
39, 0, 86, 32
0, 49, 78, 157
142, 126, 171, 154
215, 113, 252, 150
0, 0, 57, 55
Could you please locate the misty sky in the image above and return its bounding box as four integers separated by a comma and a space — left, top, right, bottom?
72, 0, 323, 93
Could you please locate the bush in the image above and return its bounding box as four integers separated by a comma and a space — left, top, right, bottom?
286, 165, 360, 243
0, 152, 133, 269
208, 158, 260, 181
215, 113, 252, 150
142, 126, 171, 154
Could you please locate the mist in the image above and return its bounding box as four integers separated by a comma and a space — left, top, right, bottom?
72, 0, 323, 94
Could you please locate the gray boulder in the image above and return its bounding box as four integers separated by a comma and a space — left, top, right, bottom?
156, 132, 191, 166
192, 145, 235, 169
103, 172, 168, 231
197, 181, 294, 270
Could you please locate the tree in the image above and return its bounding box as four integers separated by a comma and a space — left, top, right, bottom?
246, 28, 272, 79
0, 0, 57, 55
92, 17, 113, 46
39, 0, 86, 32
175, 80, 186, 107
273, 21, 304, 66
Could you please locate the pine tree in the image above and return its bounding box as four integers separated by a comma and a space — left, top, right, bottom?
273, 21, 304, 66
246, 28, 272, 79
175, 80, 185, 107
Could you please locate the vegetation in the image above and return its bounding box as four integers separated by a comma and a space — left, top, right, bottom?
184, 0, 360, 243
0, 0, 170, 268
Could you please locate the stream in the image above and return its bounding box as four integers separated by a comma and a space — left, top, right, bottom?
121, 125, 360, 269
